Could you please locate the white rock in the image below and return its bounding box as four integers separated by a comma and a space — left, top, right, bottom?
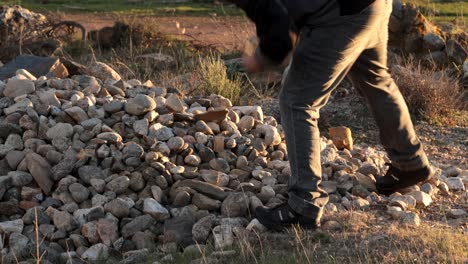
408, 191, 432, 207
143, 198, 170, 221
212, 225, 234, 249
446, 178, 465, 191
0, 219, 24, 234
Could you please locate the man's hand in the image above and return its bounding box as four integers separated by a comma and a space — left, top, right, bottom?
242, 54, 264, 73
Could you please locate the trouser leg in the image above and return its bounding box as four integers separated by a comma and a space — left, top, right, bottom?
280, 0, 390, 216
347, 14, 429, 171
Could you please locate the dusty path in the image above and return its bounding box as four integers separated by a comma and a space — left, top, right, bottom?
55, 13, 255, 52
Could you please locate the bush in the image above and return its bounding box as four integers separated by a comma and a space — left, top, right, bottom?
195, 54, 242, 104
391, 57, 466, 125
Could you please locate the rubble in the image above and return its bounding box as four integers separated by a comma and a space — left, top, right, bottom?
0, 62, 465, 263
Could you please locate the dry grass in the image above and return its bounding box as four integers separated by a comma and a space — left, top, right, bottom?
391, 57, 467, 126
193, 53, 242, 104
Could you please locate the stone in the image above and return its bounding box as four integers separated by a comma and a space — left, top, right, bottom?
0, 56, 64, 80
192, 214, 216, 243
89, 62, 121, 81
149, 123, 174, 141
178, 180, 228, 200
164, 215, 196, 247
329, 126, 353, 150
9, 171, 33, 187
212, 225, 234, 249
166, 93, 185, 113
0, 219, 24, 234
194, 109, 228, 123
65, 106, 89, 123
122, 215, 155, 238
173, 191, 191, 207
26, 152, 53, 195
125, 94, 156, 116
3, 78, 35, 98
401, 212, 420, 226
352, 173, 377, 192
143, 198, 170, 221
408, 191, 432, 207
122, 249, 150, 264
81, 243, 109, 262
9, 233, 29, 257
238, 115, 255, 131
97, 218, 119, 246
209, 158, 230, 173
47, 123, 74, 140
446, 178, 465, 191
221, 193, 248, 217
97, 132, 122, 143
104, 198, 130, 218
53, 210, 75, 232
192, 193, 222, 211
78, 165, 106, 185
246, 219, 267, 232
69, 183, 90, 203
106, 176, 130, 194
422, 32, 445, 51
447, 209, 467, 219
133, 119, 149, 136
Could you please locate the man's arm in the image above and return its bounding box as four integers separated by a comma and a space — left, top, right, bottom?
232, 0, 293, 68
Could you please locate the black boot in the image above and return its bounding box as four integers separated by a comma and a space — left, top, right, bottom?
255, 203, 319, 232
376, 164, 434, 195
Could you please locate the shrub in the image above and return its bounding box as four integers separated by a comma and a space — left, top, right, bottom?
391, 57, 466, 125
195, 53, 242, 104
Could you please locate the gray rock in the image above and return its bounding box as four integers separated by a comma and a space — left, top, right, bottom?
53, 210, 76, 232
9, 171, 33, 187
78, 166, 106, 185
192, 214, 216, 243
0, 219, 24, 234
104, 198, 130, 218
69, 183, 90, 203
81, 243, 109, 262
163, 215, 196, 247
149, 123, 174, 141
446, 177, 465, 191
47, 123, 74, 140
125, 94, 156, 116
89, 62, 121, 81
143, 198, 170, 221
221, 193, 248, 217
9, 232, 30, 257
178, 180, 228, 200
192, 193, 222, 211
212, 225, 234, 249
3, 78, 35, 98
26, 152, 53, 195
447, 209, 467, 219
408, 191, 432, 207
401, 212, 420, 226
106, 176, 130, 194
65, 106, 89, 123
122, 215, 155, 238
97, 132, 122, 143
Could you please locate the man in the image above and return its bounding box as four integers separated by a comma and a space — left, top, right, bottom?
231, 0, 434, 231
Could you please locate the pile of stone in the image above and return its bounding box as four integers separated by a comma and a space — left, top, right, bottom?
0, 62, 466, 264
0, 5, 52, 62
390, 0, 467, 66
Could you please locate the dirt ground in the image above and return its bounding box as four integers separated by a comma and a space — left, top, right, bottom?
56, 13, 255, 52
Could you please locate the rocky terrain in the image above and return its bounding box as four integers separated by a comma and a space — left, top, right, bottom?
0, 60, 466, 264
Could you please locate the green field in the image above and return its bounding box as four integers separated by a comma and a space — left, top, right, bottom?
3, 0, 466, 24
405, 0, 466, 25
3, 0, 242, 16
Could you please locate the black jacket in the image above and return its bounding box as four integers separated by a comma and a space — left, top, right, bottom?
234, 0, 375, 66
